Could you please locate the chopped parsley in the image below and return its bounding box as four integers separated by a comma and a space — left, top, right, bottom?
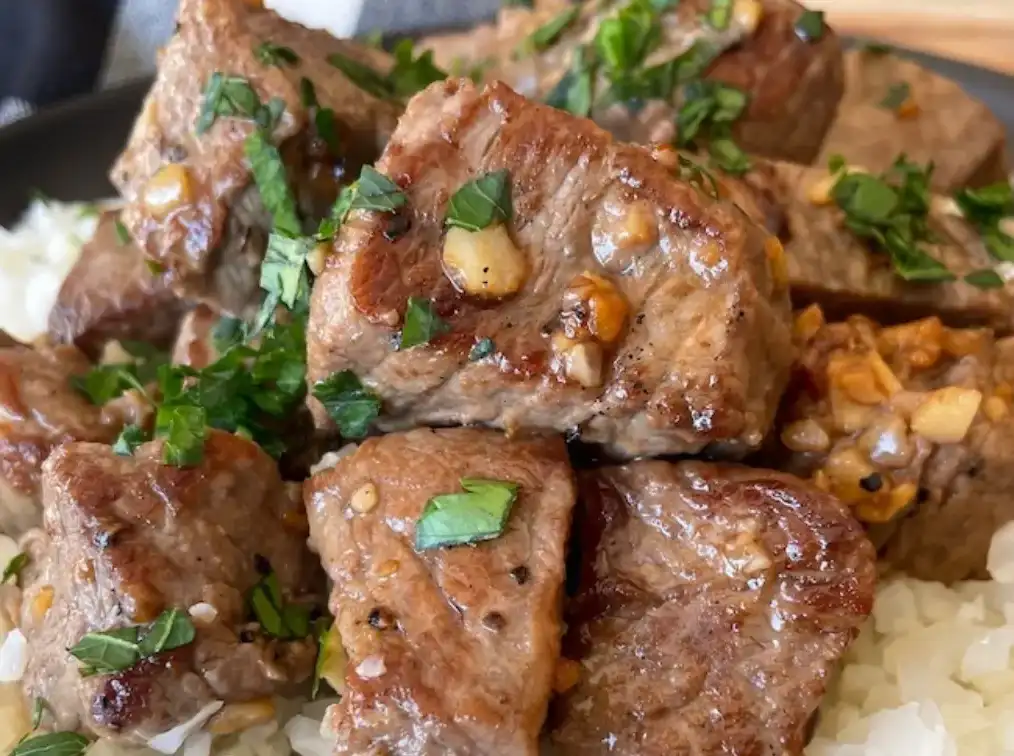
676, 80, 751, 175
350, 166, 407, 213
249, 561, 310, 640
415, 478, 520, 550
195, 73, 262, 134
254, 41, 300, 68
245, 128, 301, 237
517, 6, 581, 57
831, 155, 954, 282
112, 425, 149, 457
708, 137, 751, 175
445, 169, 513, 232
955, 182, 1014, 262
674, 153, 720, 199
261, 233, 313, 310
71, 363, 150, 405
469, 337, 496, 361
964, 269, 1005, 289
113, 220, 131, 245
31, 697, 50, 731
327, 52, 393, 99
298, 77, 341, 155
9, 732, 90, 756
312, 370, 382, 439
707, 0, 733, 30
794, 9, 825, 42
2, 551, 28, 585
329, 42, 446, 102
69, 608, 195, 677
545, 44, 598, 117
312, 619, 346, 699
879, 82, 911, 110
156, 403, 208, 467
400, 297, 451, 350
211, 316, 244, 353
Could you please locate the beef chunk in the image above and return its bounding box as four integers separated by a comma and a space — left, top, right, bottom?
776, 308, 1014, 582
0, 345, 123, 536
171, 304, 222, 369
750, 160, 1014, 332
423, 0, 844, 164
548, 460, 875, 755
304, 427, 576, 755
112, 0, 401, 307
47, 211, 186, 358
19, 430, 322, 740
819, 49, 1008, 192
307, 79, 793, 459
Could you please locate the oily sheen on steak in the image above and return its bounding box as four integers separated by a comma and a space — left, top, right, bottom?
307, 79, 793, 458
548, 461, 876, 755
304, 428, 576, 755
18, 431, 321, 741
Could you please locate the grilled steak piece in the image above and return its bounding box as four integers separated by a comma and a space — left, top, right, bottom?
746, 160, 1014, 332
171, 304, 222, 369
423, 0, 844, 164
19, 430, 322, 741
818, 49, 1008, 192
307, 79, 793, 459
48, 211, 186, 358
304, 427, 576, 755
548, 460, 875, 755
0, 345, 124, 537
775, 308, 1014, 583
112, 0, 400, 308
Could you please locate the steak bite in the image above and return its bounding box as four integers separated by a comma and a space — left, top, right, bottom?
776, 308, 1014, 583
48, 211, 186, 358
0, 345, 124, 536
749, 160, 1014, 332
307, 79, 793, 459
548, 460, 875, 755
819, 49, 1008, 192
304, 427, 576, 755
423, 0, 845, 164
19, 430, 321, 741
111, 0, 400, 309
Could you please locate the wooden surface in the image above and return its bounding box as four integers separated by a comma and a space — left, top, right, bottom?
809, 0, 1014, 76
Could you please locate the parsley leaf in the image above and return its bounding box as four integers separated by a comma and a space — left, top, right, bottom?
249, 561, 311, 640
9, 732, 90, 756
211, 316, 244, 354
676, 80, 748, 145
469, 337, 496, 361
517, 6, 581, 57
31, 697, 49, 731
707, 0, 732, 30
955, 182, 1014, 262
708, 137, 751, 175
156, 403, 208, 466
350, 166, 407, 213
314, 107, 341, 155
2, 552, 28, 585
415, 478, 520, 550
112, 425, 149, 457
245, 128, 302, 237
964, 269, 1005, 289
545, 45, 598, 117
328, 52, 393, 100
299, 77, 319, 109
312, 619, 346, 699
195, 73, 262, 134
71, 364, 148, 405
389, 40, 448, 98
313, 371, 381, 438
794, 9, 825, 42
446, 170, 512, 232
254, 41, 300, 68
261, 233, 313, 309
400, 297, 450, 350
69, 610, 195, 677
114, 220, 131, 245
879, 82, 911, 110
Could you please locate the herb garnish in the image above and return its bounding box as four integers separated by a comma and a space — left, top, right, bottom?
350, 166, 407, 213
156, 404, 208, 467
794, 9, 825, 42
445, 170, 512, 232
31, 697, 50, 731
955, 182, 1014, 262
312, 371, 382, 438
830, 155, 954, 282
254, 41, 300, 68
2, 552, 28, 585
329, 42, 446, 102
400, 297, 451, 350
249, 561, 310, 640
415, 478, 520, 550
517, 6, 581, 57
676, 80, 751, 175
195, 74, 262, 134
708, 137, 751, 175
113, 220, 131, 245
262, 233, 314, 309
879, 82, 911, 110
212, 316, 244, 353
469, 338, 496, 361
964, 269, 1005, 289
312, 619, 346, 699
674, 154, 720, 199
112, 425, 149, 457
707, 0, 732, 30
327, 52, 393, 99
72, 362, 152, 405
245, 129, 301, 236
9, 732, 90, 756
545, 45, 597, 117
69, 608, 195, 677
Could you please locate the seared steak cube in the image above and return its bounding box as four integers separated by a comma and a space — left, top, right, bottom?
776, 308, 1014, 582
307, 79, 793, 459
304, 427, 576, 755
18, 430, 322, 740
548, 460, 875, 755
48, 211, 186, 358
0, 345, 124, 536
423, 0, 845, 164
112, 0, 400, 308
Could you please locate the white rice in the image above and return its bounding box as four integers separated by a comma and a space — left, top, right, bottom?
808, 522, 1014, 756
0, 199, 104, 343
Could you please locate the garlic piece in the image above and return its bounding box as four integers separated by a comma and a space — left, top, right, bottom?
910, 388, 982, 444
143, 163, 193, 219
564, 342, 604, 389
349, 482, 379, 514
443, 225, 526, 298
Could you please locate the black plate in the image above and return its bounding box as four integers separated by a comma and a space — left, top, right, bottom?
1, 46, 1013, 226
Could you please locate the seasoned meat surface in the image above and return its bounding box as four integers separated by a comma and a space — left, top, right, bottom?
776, 309, 1014, 582
47, 212, 186, 357
549, 460, 876, 755
308, 79, 793, 459
752, 161, 1014, 332
0, 345, 123, 536
172, 304, 222, 369
19, 430, 321, 740
424, 0, 844, 164
819, 50, 1008, 192
112, 0, 400, 307
305, 428, 576, 755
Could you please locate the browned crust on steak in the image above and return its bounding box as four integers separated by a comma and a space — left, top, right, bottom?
548, 460, 875, 755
